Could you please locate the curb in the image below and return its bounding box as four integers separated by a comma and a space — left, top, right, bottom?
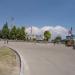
1, 46, 22, 75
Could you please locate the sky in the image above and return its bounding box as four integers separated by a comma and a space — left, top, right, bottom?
0, 0, 75, 31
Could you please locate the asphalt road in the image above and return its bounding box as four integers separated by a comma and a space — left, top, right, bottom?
0, 41, 75, 75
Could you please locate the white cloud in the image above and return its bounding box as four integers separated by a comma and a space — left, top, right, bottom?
26, 26, 40, 35
41, 26, 54, 32
54, 26, 68, 34
25, 25, 68, 39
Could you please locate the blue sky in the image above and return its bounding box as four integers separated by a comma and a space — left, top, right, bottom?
0, 0, 75, 30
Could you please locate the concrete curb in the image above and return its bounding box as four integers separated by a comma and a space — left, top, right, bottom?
8, 47, 23, 75
7, 46, 30, 75
1, 46, 22, 75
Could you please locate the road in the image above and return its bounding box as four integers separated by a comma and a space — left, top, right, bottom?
0, 41, 75, 75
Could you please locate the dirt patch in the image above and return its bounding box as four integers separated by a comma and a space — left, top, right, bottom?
0, 47, 20, 75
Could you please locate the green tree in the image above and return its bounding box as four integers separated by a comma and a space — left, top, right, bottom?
20, 27, 26, 40
10, 26, 17, 40
54, 36, 62, 43
44, 31, 51, 41
0, 30, 2, 38
16, 27, 21, 40
2, 22, 9, 39
16, 27, 26, 40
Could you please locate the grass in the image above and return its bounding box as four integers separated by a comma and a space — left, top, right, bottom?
0, 47, 20, 75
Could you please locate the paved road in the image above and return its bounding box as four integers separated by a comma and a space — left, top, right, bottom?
0, 41, 75, 75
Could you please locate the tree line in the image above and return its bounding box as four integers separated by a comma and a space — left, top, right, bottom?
0, 22, 26, 40
0, 22, 62, 42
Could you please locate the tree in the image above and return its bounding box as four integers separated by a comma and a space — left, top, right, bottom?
1, 23, 26, 40
20, 27, 26, 40
10, 26, 17, 39
0, 30, 2, 38
16, 27, 21, 40
54, 36, 62, 43
44, 31, 51, 41
16, 27, 26, 40
2, 22, 9, 39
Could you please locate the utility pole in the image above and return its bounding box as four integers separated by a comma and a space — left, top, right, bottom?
31, 26, 32, 40
10, 17, 14, 29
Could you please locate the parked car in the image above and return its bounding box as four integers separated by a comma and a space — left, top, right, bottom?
73, 39, 75, 49
65, 36, 74, 46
